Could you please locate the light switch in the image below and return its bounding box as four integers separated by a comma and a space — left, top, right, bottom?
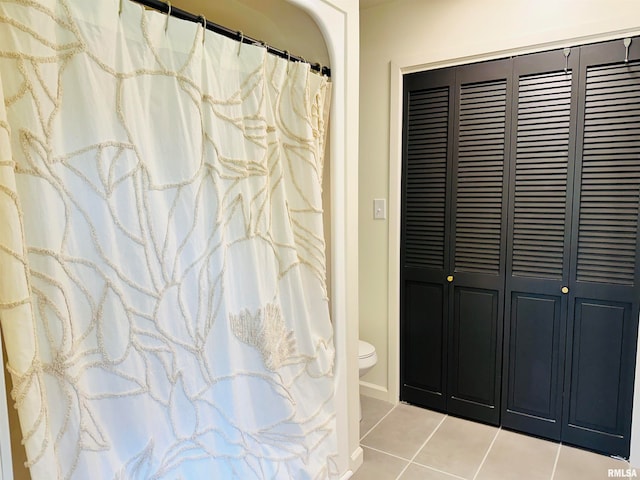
373, 198, 386, 220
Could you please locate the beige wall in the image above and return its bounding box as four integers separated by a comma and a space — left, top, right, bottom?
359, 0, 640, 397
173, 0, 330, 68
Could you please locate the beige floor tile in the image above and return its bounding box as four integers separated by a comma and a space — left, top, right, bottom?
475, 429, 558, 480
361, 403, 446, 459
553, 445, 634, 480
360, 395, 395, 439
399, 463, 465, 480
351, 447, 409, 480
414, 415, 498, 478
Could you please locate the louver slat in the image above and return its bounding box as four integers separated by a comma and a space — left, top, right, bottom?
404, 87, 449, 269
577, 63, 640, 286
512, 71, 572, 279
454, 80, 507, 274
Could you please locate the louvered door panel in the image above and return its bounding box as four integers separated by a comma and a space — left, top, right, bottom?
564, 39, 640, 458
455, 80, 506, 274
576, 62, 640, 285
512, 71, 572, 279
447, 62, 510, 426
404, 87, 449, 269
401, 70, 454, 411
502, 50, 578, 442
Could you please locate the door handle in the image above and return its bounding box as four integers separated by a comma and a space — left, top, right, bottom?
447, 275, 454, 283
562, 286, 569, 294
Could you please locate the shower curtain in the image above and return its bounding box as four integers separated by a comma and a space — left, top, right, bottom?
0, 0, 335, 478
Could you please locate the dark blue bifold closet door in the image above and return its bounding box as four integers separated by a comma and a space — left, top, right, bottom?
501, 48, 580, 441
561, 38, 640, 457
446, 61, 511, 425
401, 68, 454, 413
400, 60, 510, 425
401, 35, 640, 458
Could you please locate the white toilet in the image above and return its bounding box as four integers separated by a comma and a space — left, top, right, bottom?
358, 340, 378, 420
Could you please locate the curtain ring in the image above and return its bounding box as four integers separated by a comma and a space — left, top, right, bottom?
164, 0, 171, 33
119, 0, 124, 16
237, 31, 243, 56
285, 50, 290, 73
198, 15, 206, 44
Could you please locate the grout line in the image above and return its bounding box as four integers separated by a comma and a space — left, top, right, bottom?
394, 413, 448, 480
410, 461, 468, 480
550, 442, 562, 480
472, 426, 501, 480
360, 401, 396, 441
360, 444, 412, 462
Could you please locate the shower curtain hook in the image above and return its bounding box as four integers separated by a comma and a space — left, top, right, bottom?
237, 31, 243, 56
164, 1, 171, 33
199, 15, 206, 45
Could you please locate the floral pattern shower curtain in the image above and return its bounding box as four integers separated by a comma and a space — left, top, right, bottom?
0, 0, 335, 478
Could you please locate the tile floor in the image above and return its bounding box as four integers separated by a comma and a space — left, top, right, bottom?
354, 396, 636, 480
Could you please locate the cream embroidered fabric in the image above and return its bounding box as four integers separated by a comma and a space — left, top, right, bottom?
0, 1, 335, 478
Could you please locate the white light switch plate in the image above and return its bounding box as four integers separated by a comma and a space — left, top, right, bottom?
373, 198, 386, 220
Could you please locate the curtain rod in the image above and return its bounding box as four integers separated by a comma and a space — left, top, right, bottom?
128, 0, 331, 78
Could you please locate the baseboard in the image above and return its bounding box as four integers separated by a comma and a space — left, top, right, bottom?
336, 444, 361, 479
348, 445, 363, 477
359, 381, 396, 404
